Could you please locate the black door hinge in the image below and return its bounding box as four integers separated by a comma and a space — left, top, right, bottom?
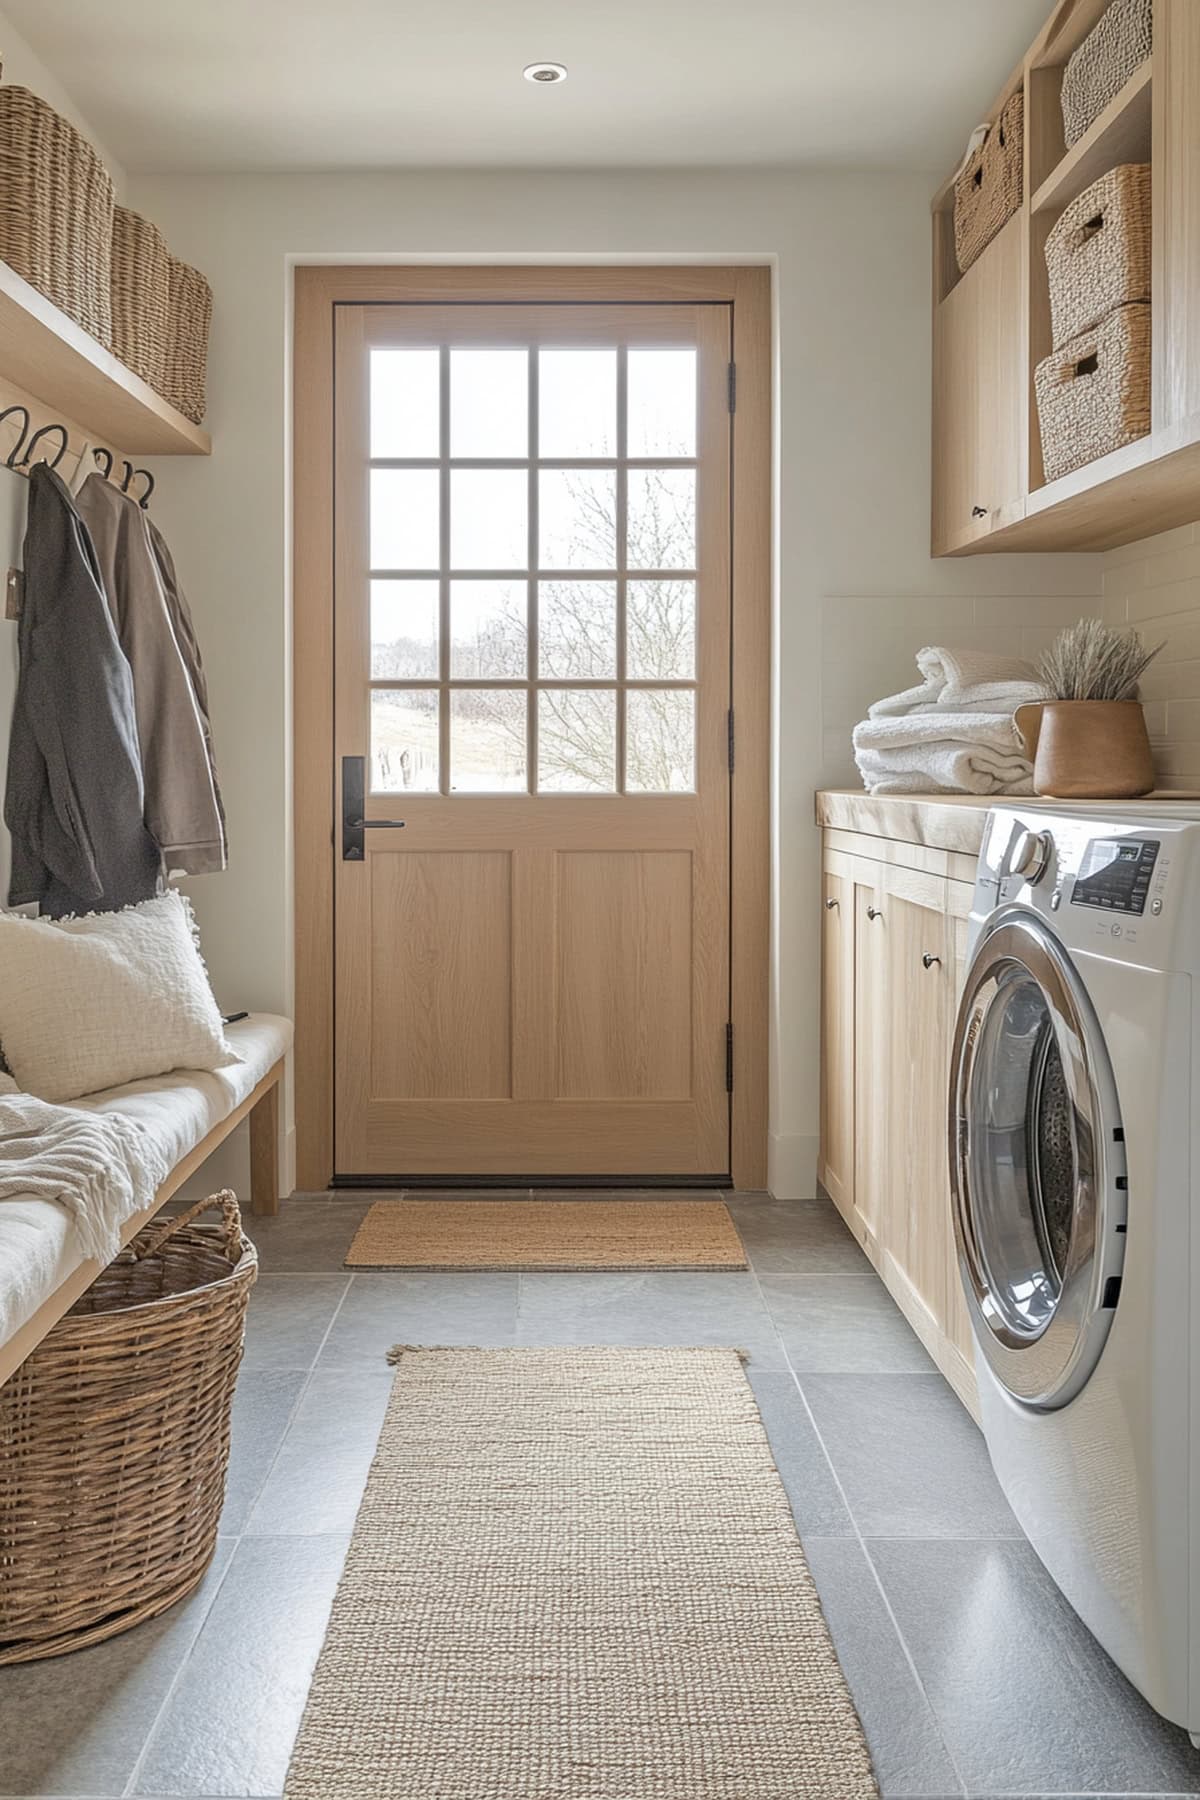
727, 362, 737, 413
727, 708, 735, 773
725, 1022, 734, 1092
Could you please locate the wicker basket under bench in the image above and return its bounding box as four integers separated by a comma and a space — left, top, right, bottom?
0, 1191, 256, 1663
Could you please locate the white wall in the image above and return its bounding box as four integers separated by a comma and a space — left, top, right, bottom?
0, 11, 125, 192
122, 165, 1110, 1195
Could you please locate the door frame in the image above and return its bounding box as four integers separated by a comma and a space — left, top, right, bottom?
292, 264, 771, 1190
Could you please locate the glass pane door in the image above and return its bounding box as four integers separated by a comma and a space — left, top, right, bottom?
365, 339, 700, 797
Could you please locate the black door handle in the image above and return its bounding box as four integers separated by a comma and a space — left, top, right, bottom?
342, 756, 405, 860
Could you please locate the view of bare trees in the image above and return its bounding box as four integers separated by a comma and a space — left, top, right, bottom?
369, 348, 698, 794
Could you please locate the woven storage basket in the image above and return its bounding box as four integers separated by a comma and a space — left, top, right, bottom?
163, 255, 212, 425
110, 205, 171, 388
0, 84, 114, 343
0, 1191, 256, 1664
1045, 162, 1151, 347
954, 88, 1024, 275
1061, 0, 1152, 147
1035, 301, 1150, 484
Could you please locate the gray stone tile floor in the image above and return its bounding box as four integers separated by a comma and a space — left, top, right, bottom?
0, 1188, 1196, 1799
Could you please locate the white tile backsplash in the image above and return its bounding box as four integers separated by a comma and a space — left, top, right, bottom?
822, 520, 1200, 794
819, 591, 1100, 790
1102, 524, 1200, 790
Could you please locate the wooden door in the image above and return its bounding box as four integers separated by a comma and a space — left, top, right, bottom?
882, 867, 953, 1333
332, 303, 732, 1178
850, 863, 889, 1251
818, 856, 855, 1215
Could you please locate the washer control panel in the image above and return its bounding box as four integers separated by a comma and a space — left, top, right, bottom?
1070, 837, 1160, 915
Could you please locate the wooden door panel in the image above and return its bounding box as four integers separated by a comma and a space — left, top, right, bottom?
332, 301, 732, 1177
851, 866, 888, 1250
369, 850, 513, 1100
884, 868, 952, 1331
818, 860, 854, 1215
556, 850, 692, 1101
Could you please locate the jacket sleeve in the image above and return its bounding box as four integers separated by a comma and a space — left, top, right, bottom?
83, 490, 226, 876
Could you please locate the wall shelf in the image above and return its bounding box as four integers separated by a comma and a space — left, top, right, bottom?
1031, 60, 1152, 214
0, 259, 210, 457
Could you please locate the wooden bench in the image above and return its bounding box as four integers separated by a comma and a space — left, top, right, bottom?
0, 1056, 284, 1389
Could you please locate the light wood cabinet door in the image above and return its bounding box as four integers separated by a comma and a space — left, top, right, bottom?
851, 865, 889, 1254
943, 882, 978, 1367
882, 867, 953, 1332
932, 214, 1025, 554
818, 861, 855, 1214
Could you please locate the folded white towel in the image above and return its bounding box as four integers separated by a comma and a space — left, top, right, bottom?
869, 646, 1046, 719
0, 1093, 170, 1264
853, 709, 1034, 797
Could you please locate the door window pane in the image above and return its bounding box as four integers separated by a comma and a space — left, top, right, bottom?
450, 469, 528, 569
538, 349, 616, 457
627, 349, 696, 457
371, 689, 439, 792
370, 348, 439, 458
539, 469, 616, 570
626, 469, 696, 570
450, 349, 528, 458
450, 690, 527, 791
370, 469, 440, 570
626, 690, 695, 792
537, 689, 617, 792
450, 581, 527, 678
626, 580, 696, 679
370, 580, 439, 678
538, 581, 617, 678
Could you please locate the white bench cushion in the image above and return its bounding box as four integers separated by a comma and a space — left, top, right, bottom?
0, 1013, 292, 1354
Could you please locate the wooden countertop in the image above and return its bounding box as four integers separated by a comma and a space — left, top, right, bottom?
816, 789, 1200, 857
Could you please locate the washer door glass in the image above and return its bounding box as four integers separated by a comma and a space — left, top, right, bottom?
951, 911, 1125, 1409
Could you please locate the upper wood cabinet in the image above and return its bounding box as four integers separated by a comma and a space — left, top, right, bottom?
932, 214, 1026, 554
931, 0, 1200, 555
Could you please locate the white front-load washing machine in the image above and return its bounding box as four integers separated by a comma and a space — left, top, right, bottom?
950, 803, 1200, 1738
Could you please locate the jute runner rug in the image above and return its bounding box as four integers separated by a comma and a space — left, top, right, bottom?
344, 1197, 747, 1270
284, 1346, 878, 1799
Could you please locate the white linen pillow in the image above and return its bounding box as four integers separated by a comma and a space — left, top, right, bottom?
0, 891, 240, 1102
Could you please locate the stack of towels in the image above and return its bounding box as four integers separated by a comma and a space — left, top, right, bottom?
853, 647, 1046, 796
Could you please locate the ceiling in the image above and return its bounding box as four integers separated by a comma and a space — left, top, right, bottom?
4, 0, 1051, 175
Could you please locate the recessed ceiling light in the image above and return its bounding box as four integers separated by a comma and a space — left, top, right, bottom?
524, 62, 567, 84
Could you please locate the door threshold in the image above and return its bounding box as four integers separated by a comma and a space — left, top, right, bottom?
331, 1174, 730, 1190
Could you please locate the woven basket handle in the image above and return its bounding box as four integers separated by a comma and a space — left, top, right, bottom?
131, 1188, 244, 1264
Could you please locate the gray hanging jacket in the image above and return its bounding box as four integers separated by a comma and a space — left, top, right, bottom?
5, 463, 160, 917
75, 473, 225, 877
145, 516, 227, 859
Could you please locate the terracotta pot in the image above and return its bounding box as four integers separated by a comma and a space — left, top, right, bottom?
1014, 699, 1155, 799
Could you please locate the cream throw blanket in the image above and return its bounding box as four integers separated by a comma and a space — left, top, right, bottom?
0, 1090, 170, 1264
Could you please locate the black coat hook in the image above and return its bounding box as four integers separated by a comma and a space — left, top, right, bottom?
0, 404, 31, 470
131, 467, 155, 510
120, 459, 135, 493
92, 446, 114, 479
20, 422, 68, 470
